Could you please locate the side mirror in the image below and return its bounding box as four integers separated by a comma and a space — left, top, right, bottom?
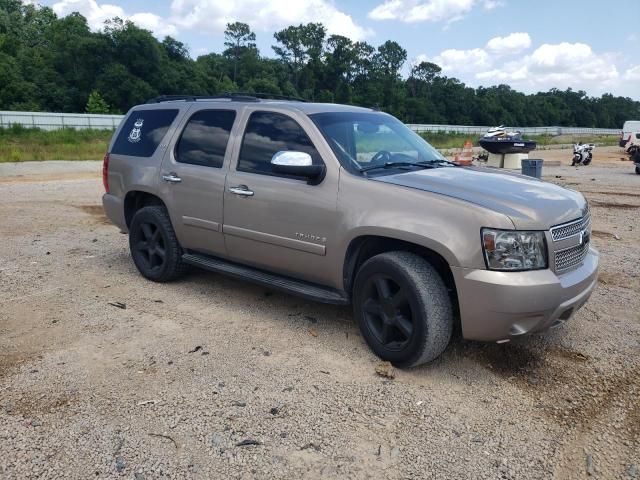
271, 151, 325, 184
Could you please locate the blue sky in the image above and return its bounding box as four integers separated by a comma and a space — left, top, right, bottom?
33, 0, 640, 98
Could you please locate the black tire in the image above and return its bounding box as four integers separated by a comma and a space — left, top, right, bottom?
353, 251, 453, 367
635, 165, 640, 175
129, 205, 187, 282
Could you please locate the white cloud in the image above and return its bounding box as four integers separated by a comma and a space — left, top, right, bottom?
485, 32, 531, 55
368, 0, 495, 23
53, 0, 124, 29
418, 38, 638, 97
482, 0, 504, 9
433, 48, 490, 72
476, 42, 620, 93
624, 65, 640, 80
169, 0, 372, 40
129, 12, 177, 37
52, 0, 178, 37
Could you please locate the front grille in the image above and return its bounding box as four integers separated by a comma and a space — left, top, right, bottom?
550, 213, 591, 241
555, 242, 589, 272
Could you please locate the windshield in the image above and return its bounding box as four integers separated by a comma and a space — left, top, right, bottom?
310, 111, 445, 173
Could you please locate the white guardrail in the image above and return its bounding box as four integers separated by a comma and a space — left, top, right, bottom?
406, 124, 620, 136
0, 110, 621, 135
0, 111, 124, 130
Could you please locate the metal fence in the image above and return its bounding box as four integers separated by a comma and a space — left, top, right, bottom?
0, 111, 621, 136
0, 111, 124, 130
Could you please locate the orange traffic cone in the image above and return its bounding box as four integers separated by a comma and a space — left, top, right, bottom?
455, 140, 474, 166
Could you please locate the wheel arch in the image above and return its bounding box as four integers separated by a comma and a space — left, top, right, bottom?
342, 235, 459, 313
124, 190, 167, 228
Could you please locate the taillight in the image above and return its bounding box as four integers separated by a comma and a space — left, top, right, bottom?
102, 152, 110, 193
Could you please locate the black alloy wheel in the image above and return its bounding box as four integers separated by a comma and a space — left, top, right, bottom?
129, 205, 187, 282
133, 221, 166, 273
353, 251, 453, 367
361, 274, 416, 351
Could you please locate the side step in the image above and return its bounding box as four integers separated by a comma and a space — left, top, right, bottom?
182, 253, 350, 305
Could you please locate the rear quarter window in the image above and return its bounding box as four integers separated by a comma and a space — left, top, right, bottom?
111, 109, 179, 157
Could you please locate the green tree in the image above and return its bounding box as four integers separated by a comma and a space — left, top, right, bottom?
85, 89, 110, 113
223, 22, 256, 83
0, 4, 639, 127
272, 23, 326, 92
162, 36, 189, 61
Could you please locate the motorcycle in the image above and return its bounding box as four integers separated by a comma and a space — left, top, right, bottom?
571, 143, 594, 166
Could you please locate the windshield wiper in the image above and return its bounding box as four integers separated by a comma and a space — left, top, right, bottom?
419, 158, 460, 167
359, 160, 456, 173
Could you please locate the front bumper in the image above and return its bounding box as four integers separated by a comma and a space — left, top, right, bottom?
452, 247, 599, 342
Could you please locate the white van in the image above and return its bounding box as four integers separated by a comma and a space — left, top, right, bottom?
620, 120, 640, 147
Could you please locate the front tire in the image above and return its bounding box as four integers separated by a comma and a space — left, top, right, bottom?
353, 252, 453, 367
129, 206, 187, 282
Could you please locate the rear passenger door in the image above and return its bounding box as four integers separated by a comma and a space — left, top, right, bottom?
159, 108, 237, 256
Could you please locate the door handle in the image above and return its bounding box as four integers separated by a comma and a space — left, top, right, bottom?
162, 173, 182, 183
229, 185, 254, 197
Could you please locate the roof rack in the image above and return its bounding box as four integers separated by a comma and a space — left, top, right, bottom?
146, 92, 308, 104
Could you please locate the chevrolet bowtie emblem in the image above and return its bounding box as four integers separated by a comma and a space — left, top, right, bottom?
579, 230, 590, 245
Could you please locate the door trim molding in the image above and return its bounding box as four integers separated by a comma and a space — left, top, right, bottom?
182, 216, 221, 232
223, 224, 326, 256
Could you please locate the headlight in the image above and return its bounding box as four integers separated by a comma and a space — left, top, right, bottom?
481, 228, 547, 271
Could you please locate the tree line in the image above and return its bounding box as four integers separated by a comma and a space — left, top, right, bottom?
1, 0, 638, 128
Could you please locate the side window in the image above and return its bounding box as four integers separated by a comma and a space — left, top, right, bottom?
176, 110, 236, 168
112, 109, 178, 157
238, 111, 322, 177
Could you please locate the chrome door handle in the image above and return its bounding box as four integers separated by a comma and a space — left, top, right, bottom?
229, 186, 254, 197
162, 173, 182, 183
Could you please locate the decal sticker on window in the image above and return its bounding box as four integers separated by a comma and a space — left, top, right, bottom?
128, 118, 144, 143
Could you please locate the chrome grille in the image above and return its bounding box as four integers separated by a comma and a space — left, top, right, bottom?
550, 213, 591, 241
555, 242, 589, 272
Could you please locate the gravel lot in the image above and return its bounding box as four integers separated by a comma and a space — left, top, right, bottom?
1, 147, 638, 479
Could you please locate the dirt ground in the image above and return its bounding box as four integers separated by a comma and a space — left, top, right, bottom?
0, 147, 638, 479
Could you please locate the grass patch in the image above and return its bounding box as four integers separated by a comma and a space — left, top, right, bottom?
0, 125, 112, 162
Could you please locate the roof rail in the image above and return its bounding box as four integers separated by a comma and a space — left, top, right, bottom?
245, 92, 309, 102
146, 94, 258, 104
146, 92, 308, 104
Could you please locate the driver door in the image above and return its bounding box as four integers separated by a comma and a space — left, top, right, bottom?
222, 109, 340, 287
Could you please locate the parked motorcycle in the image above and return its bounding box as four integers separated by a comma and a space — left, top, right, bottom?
571, 143, 594, 166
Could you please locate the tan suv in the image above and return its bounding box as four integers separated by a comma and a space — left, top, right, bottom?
102, 94, 599, 366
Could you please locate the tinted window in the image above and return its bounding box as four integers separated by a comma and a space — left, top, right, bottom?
176, 110, 236, 168
238, 111, 322, 176
112, 109, 178, 157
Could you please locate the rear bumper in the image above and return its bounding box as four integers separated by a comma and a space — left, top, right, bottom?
452, 247, 599, 342
102, 193, 127, 232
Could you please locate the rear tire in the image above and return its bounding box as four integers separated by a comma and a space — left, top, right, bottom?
129, 206, 187, 282
353, 252, 453, 367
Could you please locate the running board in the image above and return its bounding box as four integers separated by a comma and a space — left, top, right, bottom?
182, 253, 350, 305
